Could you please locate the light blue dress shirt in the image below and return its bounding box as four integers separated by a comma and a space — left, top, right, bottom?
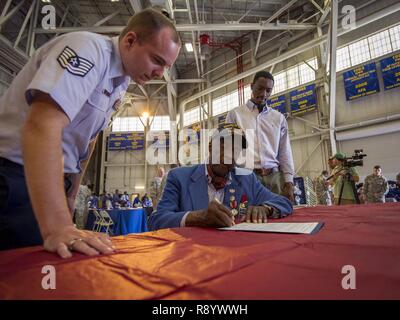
0, 32, 129, 173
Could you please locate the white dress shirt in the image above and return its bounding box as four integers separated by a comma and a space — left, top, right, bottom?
226, 100, 294, 183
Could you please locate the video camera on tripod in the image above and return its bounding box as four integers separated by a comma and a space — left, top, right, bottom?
327, 150, 367, 205
342, 149, 367, 168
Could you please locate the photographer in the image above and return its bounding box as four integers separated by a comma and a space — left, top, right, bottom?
329, 152, 360, 205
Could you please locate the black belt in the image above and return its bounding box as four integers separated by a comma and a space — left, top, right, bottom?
0, 157, 72, 193
254, 167, 279, 176
0, 157, 23, 168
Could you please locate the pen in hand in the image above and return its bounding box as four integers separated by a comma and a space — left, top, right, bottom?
213, 198, 236, 225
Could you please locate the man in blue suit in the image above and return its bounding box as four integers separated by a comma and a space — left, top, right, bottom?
148, 124, 293, 230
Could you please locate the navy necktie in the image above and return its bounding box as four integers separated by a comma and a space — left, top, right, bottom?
256, 103, 265, 113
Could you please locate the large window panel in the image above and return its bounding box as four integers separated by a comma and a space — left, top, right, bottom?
272, 71, 287, 95
112, 117, 144, 132
348, 39, 371, 66
227, 91, 239, 110
389, 25, 400, 51
184, 107, 200, 127
244, 85, 251, 101
299, 59, 316, 85
368, 30, 392, 59
212, 91, 240, 116
150, 116, 170, 131
287, 66, 299, 88
212, 97, 224, 116
336, 46, 351, 71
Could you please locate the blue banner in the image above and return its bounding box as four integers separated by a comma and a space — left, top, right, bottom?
108, 132, 145, 151
218, 114, 227, 125
380, 53, 400, 91
267, 95, 286, 114
109, 132, 171, 150
343, 62, 380, 101
289, 84, 317, 116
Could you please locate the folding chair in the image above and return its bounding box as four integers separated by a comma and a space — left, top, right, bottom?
91, 210, 103, 232
98, 210, 114, 235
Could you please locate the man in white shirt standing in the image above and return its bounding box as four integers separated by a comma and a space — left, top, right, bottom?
226, 71, 294, 202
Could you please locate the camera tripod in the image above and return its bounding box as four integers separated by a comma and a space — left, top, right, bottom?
337, 169, 360, 205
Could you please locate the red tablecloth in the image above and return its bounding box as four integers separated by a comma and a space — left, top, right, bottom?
1, 203, 399, 300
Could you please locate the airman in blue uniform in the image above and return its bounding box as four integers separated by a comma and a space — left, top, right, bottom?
0, 8, 181, 257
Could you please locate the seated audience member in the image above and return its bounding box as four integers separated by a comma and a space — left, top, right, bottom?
120, 191, 130, 207
112, 189, 121, 207
133, 194, 142, 207
88, 192, 98, 209
142, 193, 154, 216
148, 123, 293, 230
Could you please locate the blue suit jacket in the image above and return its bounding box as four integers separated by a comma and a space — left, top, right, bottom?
148, 164, 293, 230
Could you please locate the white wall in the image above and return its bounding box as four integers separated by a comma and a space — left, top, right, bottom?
339, 131, 400, 181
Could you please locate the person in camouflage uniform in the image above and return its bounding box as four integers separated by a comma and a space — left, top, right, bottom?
363, 165, 389, 203
330, 152, 360, 205
315, 170, 332, 205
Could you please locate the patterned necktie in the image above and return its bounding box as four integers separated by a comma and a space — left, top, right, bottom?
207, 166, 228, 190
256, 103, 265, 113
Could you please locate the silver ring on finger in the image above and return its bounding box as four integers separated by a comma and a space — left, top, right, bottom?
67, 238, 85, 251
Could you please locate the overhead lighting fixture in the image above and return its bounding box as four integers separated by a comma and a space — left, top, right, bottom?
185, 43, 193, 52
111, 0, 120, 2
41, 0, 51, 3
142, 112, 149, 120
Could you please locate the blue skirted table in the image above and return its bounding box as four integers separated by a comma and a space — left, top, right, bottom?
86, 208, 148, 235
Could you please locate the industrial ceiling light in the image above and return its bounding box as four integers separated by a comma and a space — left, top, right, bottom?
185, 43, 194, 52
142, 112, 149, 120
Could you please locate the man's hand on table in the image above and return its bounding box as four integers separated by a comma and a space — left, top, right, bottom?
43, 225, 115, 259
185, 200, 235, 228
241, 205, 272, 223
282, 182, 295, 202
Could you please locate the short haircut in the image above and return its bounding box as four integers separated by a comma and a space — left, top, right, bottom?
374, 165, 381, 170
322, 170, 328, 175
252, 71, 274, 84
119, 8, 181, 45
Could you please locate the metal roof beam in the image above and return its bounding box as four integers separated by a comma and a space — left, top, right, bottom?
254, 0, 300, 58
0, 0, 26, 28
94, 11, 120, 27
34, 22, 316, 34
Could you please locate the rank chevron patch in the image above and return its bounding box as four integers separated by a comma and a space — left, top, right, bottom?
57, 46, 94, 77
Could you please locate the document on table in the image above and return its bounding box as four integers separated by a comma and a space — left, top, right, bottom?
219, 222, 324, 234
